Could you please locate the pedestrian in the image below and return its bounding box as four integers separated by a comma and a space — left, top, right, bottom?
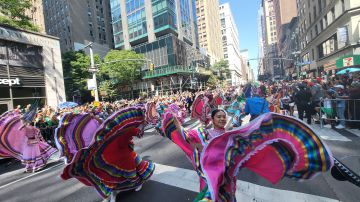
334, 84, 348, 129
294, 84, 312, 124
244, 93, 270, 121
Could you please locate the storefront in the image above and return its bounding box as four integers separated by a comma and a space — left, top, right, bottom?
323, 60, 337, 76
336, 55, 360, 70
0, 25, 65, 114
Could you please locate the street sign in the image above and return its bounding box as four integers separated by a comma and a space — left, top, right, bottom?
87, 79, 96, 90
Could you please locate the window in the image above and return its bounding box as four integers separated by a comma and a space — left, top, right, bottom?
323, 15, 327, 27
331, 7, 335, 21
341, 0, 345, 13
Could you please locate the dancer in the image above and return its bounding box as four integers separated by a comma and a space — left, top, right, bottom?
0, 104, 57, 173
159, 104, 333, 201
59, 106, 155, 201
55, 113, 102, 164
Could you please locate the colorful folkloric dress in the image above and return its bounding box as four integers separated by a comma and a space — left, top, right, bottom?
160, 110, 333, 202
54, 113, 102, 164
0, 111, 57, 172
60, 106, 155, 198
191, 94, 211, 125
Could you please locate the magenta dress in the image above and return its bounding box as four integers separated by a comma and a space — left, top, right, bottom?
21, 125, 57, 172
160, 110, 333, 202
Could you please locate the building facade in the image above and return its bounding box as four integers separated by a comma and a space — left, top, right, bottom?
297, 0, 360, 78
257, 3, 266, 80
110, 0, 209, 97
43, 0, 113, 56
0, 25, 66, 114
273, 0, 297, 45
240, 49, 252, 83
280, 17, 300, 79
219, 3, 243, 85
26, 0, 46, 33
261, 0, 281, 80
196, 0, 223, 64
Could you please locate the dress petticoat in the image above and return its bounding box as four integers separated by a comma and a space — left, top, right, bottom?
60, 106, 155, 198
160, 110, 333, 202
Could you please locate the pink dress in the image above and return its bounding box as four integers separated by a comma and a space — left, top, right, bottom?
0, 112, 57, 172
160, 111, 333, 202
21, 125, 57, 172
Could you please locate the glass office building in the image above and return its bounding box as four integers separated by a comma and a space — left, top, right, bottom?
110, 0, 207, 95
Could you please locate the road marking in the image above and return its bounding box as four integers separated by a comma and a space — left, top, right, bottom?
311, 124, 351, 142
151, 163, 339, 202
0, 162, 63, 190
345, 128, 360, 138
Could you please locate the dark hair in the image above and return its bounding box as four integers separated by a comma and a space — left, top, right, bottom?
211, 109, 226, 119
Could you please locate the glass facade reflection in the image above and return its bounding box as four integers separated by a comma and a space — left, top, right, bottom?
152, 0, 177, 32
126, 0, 147, 42
110, 0, 198, 48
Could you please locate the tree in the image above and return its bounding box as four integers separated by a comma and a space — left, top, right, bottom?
0, 0, 39, 32
212, 59, 231, 81
99, 80, 117, 101
62, 51, 100, 103
206, 73, 220, 89
100, 50, 145, 98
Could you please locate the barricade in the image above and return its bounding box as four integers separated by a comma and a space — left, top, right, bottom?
319, 98, 360, 128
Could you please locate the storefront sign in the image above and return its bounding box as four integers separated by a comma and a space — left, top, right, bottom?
0, 78, 20, 86
336, 55, 360, 69
343, 57, 354, 67
324, 60, 336, 71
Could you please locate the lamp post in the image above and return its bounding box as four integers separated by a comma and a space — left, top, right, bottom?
83, 42, 99, 102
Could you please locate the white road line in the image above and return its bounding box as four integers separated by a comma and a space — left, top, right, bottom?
152, 163, 339, 202
0, 162, 63, 190
311, 124, 351, 142
345, 128, 360, 138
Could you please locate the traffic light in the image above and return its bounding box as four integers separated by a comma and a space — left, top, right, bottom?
150, 63, 154, 71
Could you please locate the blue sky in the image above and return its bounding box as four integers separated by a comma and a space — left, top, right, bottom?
219, 0, 261, 78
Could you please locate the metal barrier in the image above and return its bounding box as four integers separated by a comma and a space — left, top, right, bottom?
319, 98, 360, 128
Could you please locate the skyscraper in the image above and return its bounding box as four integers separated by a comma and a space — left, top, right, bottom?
260, 0, 280, 80
273, 0, 297, 45
110, 0, 209, 95
43, 0, 114, 56
26, 0, 46, 33
219, 3, 243, 85
196, 0, 223, 64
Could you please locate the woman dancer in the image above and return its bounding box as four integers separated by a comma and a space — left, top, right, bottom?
159, 104, 333, 201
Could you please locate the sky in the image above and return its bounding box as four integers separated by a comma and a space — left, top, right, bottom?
219, 0, 261, 79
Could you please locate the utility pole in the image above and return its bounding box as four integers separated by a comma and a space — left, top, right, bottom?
84, 42, 99, 102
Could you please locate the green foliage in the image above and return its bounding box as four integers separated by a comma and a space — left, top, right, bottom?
100, 50, 145, 98
206, 73, 220, 89
101, 50, 145, 84
211, 59, 231, 81
0, 0, 39, 32
99, 80, 117, 101
62, 51, 100, 102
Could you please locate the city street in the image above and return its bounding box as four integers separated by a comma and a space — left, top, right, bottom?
0, 117, 359, 202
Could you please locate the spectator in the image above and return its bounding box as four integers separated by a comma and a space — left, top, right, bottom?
334, 85, 348, 129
